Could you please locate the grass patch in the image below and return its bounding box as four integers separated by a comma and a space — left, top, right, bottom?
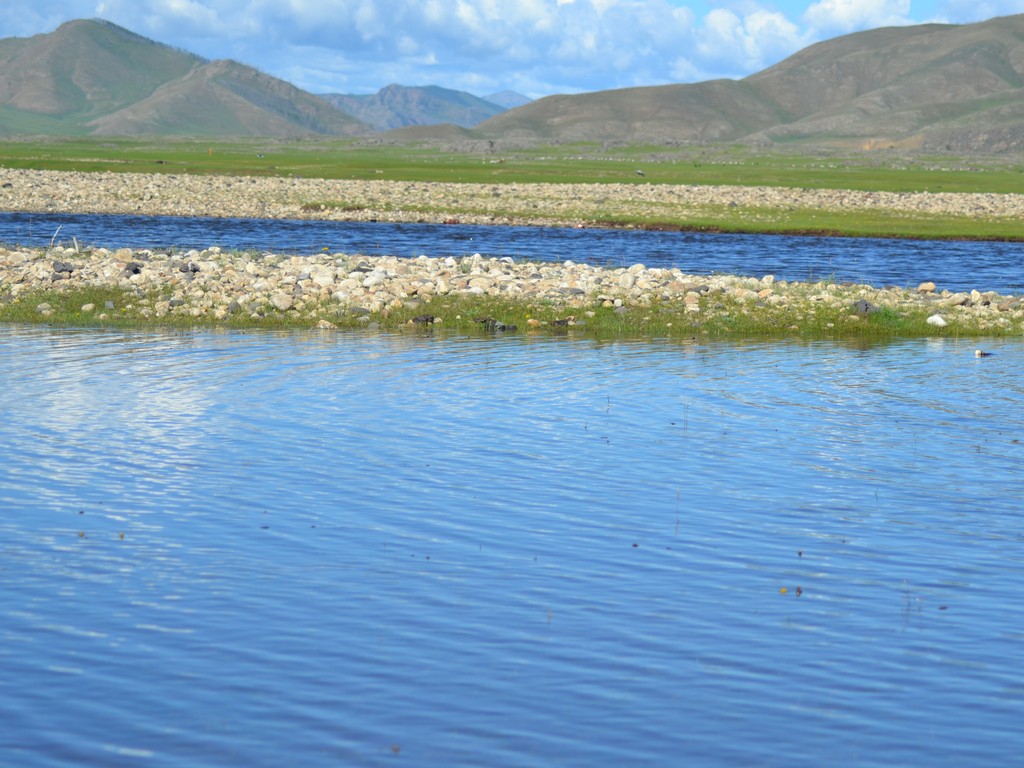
594, 204, 1024, 241
5, 283, 1019, 342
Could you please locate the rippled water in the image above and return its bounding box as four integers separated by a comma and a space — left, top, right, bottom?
3, 210, 1024, 294
2, 326, 1024, 767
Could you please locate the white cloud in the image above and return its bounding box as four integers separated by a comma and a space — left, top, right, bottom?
696, 8, 810, 76
935, 0, 1024, 23
4, 0, 1018, 99
803, 0, 912, 34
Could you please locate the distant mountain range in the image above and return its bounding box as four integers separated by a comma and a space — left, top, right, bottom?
2, 16, 1024, 153
319, 84, 514, 131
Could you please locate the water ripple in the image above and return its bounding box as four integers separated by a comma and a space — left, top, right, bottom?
2, 327, 1023, 767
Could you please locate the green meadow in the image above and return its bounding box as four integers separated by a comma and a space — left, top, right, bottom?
1, 136, 1022, 191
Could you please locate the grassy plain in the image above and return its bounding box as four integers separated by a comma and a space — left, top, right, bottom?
1, 136, 1023, 191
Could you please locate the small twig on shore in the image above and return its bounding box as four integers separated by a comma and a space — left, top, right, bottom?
50, 225, 62, 247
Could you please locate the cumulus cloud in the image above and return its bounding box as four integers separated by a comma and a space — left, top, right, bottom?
695, 8, 811, 78
233, 0, 712, 94
803, 0, 912, 35
935, 0, 1024, 22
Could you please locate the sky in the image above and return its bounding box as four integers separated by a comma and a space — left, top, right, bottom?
1, 0, 1023, 99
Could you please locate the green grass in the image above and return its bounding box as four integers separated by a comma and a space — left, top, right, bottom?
2, 136, 1024, 192
6, 284, 1019, 342
598, 204, 1024, 241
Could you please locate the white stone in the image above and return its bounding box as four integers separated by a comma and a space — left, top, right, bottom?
926, 314, 947, 327
309, 267, 337, 288
271, 294, 294, 311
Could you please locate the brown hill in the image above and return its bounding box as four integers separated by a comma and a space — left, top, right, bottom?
88, 60, 367, 137
477, 14, 1024, 153
0, 19, 368, 137
477, 80, 785, 143
0, 18, 202, 134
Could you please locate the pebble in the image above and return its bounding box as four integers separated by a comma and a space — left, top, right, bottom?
4, 169, 1024, 227
1, 245, 1021, 336
0, 170, 1022, 334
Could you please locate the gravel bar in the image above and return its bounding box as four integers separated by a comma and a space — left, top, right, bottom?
3, 168, 1024, 226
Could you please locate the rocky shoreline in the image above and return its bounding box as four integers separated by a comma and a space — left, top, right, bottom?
1, 169, 1023, 335
3, 244, 1022, 336
4, 168, 1024, 226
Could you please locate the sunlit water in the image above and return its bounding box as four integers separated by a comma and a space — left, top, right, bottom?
3, 210, 1024, 293
2, 326, 1023, 767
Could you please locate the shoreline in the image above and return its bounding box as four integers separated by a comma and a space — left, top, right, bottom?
4, 168, 1024, 235
2, 244, 1022, 339
2, 169, 1022, 339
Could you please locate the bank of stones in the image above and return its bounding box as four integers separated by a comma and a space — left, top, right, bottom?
2, 245, 1023, 334
4, 168, 1024, 226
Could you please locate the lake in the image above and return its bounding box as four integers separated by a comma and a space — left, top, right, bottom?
2, 324, 1023, 767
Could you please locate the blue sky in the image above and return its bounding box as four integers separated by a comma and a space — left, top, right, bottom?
1, 1, 1023, 98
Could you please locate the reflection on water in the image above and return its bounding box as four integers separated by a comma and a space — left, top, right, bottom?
1, 326, 1023, 767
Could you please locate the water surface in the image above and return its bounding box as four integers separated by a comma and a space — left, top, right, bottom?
1, 326, 1023, 766
2, 210, 1023, 294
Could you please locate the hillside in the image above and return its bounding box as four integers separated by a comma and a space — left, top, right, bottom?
0, 19, 201, 134
87, 60, 367, 137
0, 19, 368, 137
319, 84, 511, 130
477, 14, 1024, 153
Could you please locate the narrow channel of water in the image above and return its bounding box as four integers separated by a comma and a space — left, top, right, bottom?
2, 326, 1023, 766
2, 210, 1022, 294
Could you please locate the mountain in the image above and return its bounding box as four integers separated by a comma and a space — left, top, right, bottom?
0, 19, 369, 137
319, 84, 509, 130
743, 17, 1024, 151
3, 15, 1024, 151
87, 59, 368, 137
483, 91, 533, 110
477, 14, 1024, 153
476, 80, 783, 143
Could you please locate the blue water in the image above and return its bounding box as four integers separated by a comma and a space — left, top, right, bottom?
2, 210, 1023, 294
2, 325, 1023, 766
